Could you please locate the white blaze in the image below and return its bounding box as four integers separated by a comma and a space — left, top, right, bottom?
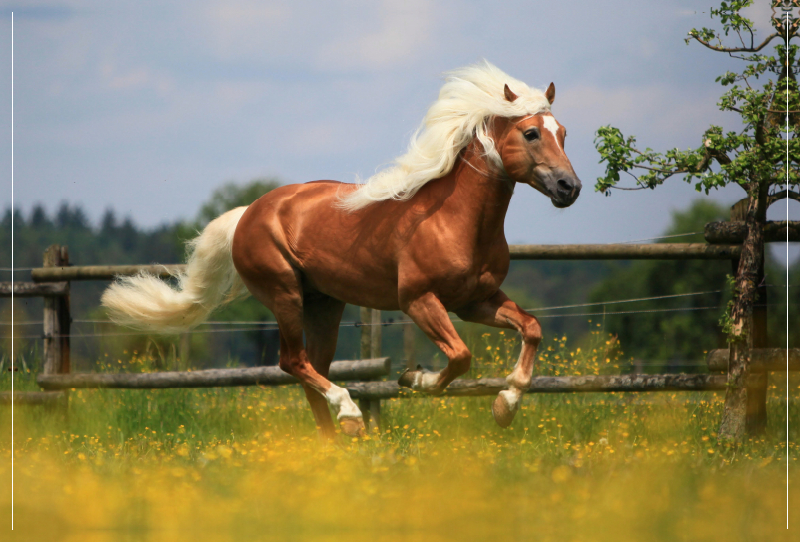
542, 115, 564, 154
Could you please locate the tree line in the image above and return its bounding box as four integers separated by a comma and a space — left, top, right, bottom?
1, 181, 795, 374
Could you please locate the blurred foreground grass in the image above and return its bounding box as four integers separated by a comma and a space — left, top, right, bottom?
2, 334, 798, 541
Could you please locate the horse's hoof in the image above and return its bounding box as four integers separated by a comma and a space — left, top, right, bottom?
340, 417, 366, 437
492, 391, 520, 428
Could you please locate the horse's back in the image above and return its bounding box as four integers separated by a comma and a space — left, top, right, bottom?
231, 181, 402, 308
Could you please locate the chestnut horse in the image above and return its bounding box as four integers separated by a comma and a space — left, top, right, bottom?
102, 61, 581, 439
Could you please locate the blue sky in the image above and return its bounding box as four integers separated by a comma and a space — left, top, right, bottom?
0, 0, 796, 264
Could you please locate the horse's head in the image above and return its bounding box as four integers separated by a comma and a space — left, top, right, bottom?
496, 83, 581, 208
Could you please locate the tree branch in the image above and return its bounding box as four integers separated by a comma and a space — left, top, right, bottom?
688, 32, 779, 53
623, 141, 729, 179
610, 185, 648, 191
768, 190, 800, 206
702, 136, 733, 165
629, 163, 686, 174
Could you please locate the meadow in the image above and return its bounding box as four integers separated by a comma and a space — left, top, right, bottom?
1, 331, 798, 541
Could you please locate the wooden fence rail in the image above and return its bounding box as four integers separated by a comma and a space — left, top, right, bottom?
706, 349, 800, 373
0, 281, 69, 297
705, 220, 799, 244
508, 243, 741, 260
28, 243, 744, 283
37, 358, 390, 390
31, 264, 184, 282
346, 374, 768, 401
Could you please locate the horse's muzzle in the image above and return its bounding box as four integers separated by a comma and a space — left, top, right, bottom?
552, 178, 581, 208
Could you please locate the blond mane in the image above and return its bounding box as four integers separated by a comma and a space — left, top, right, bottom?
338, 61, 552, 211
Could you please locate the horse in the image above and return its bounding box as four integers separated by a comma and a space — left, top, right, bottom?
101, 61, 581, 439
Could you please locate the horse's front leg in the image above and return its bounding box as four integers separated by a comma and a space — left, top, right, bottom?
456, 290, 542, 428
398, 292, 472, 394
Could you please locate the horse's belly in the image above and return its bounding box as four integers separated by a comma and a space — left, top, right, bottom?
299, 256, 402, 311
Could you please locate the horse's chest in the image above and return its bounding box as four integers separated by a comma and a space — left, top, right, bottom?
399, 238, 510, 309
437, 262, 507, 309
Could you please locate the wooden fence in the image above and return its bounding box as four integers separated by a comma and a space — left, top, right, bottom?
1, 213, 797, 435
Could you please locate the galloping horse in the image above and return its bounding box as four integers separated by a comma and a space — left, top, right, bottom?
102, 61, 581, 439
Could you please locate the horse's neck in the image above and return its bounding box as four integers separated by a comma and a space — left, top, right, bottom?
448, 142, 514, 243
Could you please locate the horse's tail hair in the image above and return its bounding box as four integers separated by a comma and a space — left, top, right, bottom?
101, 206, 250, 334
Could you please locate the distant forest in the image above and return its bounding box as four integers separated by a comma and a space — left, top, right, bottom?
1, 181, 796, 374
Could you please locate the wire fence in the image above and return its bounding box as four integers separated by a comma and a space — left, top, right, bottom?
2, 303, 790, 341
3, 288, 729, 328
0, 282, 793, 333
0, 255, 794, 344
613, 232, 704, 244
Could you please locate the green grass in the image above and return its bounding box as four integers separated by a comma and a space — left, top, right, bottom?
1, 336, 798, 541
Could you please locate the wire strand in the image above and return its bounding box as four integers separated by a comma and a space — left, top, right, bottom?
8, 304, 739, 340
610, 231, 704, 244
64, 288, 729, 327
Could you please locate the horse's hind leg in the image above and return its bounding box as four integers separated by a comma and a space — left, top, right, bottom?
302, 293, 347, 440
241, 272, 364, 436
455, 290, 542, 428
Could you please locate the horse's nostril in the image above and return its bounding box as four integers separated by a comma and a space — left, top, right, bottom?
557, 179, 572, 191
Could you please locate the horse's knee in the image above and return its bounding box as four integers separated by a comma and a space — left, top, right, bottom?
522, 317, 542, 347
278, 355, 297, 376
279, 354, 310, 378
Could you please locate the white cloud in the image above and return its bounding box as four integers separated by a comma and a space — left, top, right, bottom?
316, 0, 435, 70
559, 83, 732, 141
99, 60, 174, 93
194, 0, 288, 61
189, 0, 438, 71
2, 0, 785, 252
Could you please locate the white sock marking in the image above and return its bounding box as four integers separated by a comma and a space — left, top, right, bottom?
498, 388, 524, 413
420, 371, 440, 389
325, 385, 362, 420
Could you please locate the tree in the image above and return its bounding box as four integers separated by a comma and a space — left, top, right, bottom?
589, 200, 796, 363
183, 178, 284, 365
593, 0, 798, 442
589, 202, 732, 363
196, 178, 282, 226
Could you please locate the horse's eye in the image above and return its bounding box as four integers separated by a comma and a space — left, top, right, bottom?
523, 129, 539, 141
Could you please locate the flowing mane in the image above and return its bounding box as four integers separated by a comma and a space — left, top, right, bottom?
338, 61, 552, 211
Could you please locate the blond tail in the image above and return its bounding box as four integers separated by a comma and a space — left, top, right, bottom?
101, 207, 250, 334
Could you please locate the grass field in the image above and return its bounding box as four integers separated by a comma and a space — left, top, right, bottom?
2, 333, 798, 541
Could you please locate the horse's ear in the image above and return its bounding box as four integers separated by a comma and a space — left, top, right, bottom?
545, 82, 555, 104
503, 84, 518, 103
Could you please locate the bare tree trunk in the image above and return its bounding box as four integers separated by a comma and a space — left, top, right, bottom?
718, 188, 766, 442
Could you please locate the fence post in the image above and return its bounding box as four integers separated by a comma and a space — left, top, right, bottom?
179, 332, 190, 371
370, 309, 381, 359
730, 200, 768, 434
358, 307, 382, 433
404, 321, 416, 370
42, 245, 70, 375
360, 307, 371, 360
